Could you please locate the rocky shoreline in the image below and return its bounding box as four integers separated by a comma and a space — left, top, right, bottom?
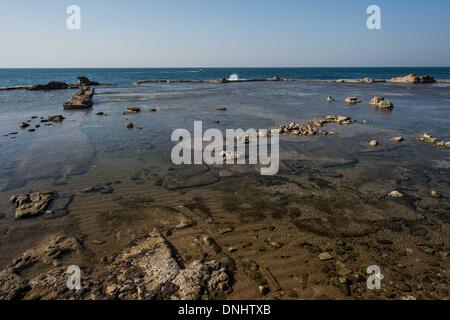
1, 75, 449, 301
2, 74, 447, 91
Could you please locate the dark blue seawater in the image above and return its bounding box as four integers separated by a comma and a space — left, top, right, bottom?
1, 67, 450, 87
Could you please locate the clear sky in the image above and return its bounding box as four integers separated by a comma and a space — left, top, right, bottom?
1, 0, 449, 68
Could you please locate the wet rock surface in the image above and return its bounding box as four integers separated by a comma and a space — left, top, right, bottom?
10, 192, 54, 219
417, 133, 450, 148
104, 231, 233, 300
63, 87, 95, 110
28, 81, 70, 91
370, 96, 394, 109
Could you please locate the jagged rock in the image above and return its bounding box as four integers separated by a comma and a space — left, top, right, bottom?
0, 270, 27, 300
28, 81, 69, 91
18, 122, 30, 129
105, 232, 233, 300
63, 87, 94, 110
9, 234, 79, 272
389, 74, 436, 84
76, 76, 100, 86
370, 96, 394, 109
10, 192, 54, 219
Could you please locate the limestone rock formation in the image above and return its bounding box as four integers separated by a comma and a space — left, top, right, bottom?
10, 192, 54, 219
28, 81, 69, 91
370, 96, 394, 109
389, 74, 436, 84
63, 87, 94, 110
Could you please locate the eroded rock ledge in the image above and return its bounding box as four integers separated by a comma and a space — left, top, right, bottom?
0, 231, 234, 300
63, 87, 95, 110
104, 232, 233, 300
0, 77, 107, 91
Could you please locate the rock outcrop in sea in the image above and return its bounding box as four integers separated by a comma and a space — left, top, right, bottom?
28, 81, 70, 91
63, 87, 95, 110
388, 74, 436, 84
370, 96, 394, 109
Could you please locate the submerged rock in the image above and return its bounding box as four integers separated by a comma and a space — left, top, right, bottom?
47, 115, 66, 122
123, 107, 141, 114
417, 133, 450, 148
63, 87, 94, 110
391, 136, 404, 143
370, 96, 394, 109
10, 192, 54, 219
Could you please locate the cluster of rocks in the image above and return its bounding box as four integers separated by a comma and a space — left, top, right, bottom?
10, 192, 54, 219
417, 133, 450, 148
13, 115, 65, 135
63, 87, 95, 110
370, 96, 394, 109
278, 115, 353, 136
335, 74, 437, 84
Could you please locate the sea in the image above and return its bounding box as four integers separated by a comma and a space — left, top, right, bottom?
1, 67, 450, 87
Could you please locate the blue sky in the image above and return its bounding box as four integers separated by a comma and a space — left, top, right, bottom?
0, 0, 449, 67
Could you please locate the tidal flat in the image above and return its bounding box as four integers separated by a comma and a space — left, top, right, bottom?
0, 80, 449, 300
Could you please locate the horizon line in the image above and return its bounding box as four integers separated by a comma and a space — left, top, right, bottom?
1, 66, 450, 70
